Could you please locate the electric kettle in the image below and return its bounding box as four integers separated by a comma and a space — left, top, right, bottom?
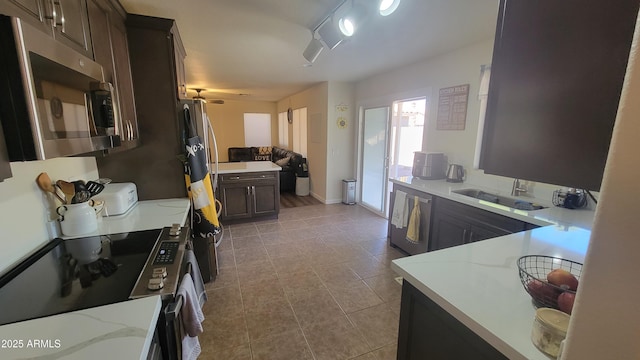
446, 164, 464, 183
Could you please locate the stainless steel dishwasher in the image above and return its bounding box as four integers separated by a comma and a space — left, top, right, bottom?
389, 187, 432, 255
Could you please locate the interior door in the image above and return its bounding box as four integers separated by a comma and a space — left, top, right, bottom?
360, 107, 390, 215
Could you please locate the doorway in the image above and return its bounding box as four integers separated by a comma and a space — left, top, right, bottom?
359, 98, 426, 217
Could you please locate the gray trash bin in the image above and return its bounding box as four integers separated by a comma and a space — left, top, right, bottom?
342, 179, 356, 205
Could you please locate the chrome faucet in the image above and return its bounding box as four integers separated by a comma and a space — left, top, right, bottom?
511, 179, 527, 196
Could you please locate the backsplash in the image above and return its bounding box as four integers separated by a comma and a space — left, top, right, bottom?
0, 157, 99, 275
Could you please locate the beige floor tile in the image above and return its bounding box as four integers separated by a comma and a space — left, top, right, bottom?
205, 267, 238, 291
363, 273, 403, 303
359, 238, 392, 256
326, 280, 384, 314
250, 329, 314, 360
199, 311, 249, 353
289, 288, 345, 327
279, 269, 325, 298
313, 262, 361, 285
232, 235, 264, 250
350, 352, 378, 360
199, 341, 252, 360
236, 260, 279, 288
302, 315, 371, 360
264, 243, 302, 259
240, 280, 287, 311
348, 303, 399, 349
230, 225, 259, 238
279, 219, 309, 230
234, 246, 269, 266
374, 248, 406, 265
203, 285, 244, 317
244, 300, 299, 341
199, 203, 404, 359
371, 343, 398, 360
216, 249, 236, 269
347, 256, 390, 278
271, 254, 314, 275
256, 222, 285, 234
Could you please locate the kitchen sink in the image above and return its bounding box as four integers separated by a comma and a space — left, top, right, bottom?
452, 189, 547, 211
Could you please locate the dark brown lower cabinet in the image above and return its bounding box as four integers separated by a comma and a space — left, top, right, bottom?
429, 197, 536, 251
218, 171, 279, 223
397, 280, 508, 360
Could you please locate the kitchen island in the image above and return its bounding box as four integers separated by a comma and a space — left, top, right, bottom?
215, 161, 281, 222
392, 224, 590, 359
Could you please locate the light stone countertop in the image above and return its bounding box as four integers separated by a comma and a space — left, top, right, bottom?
391, 177, 595, 230
0, 295, 161, 360
214, 161, 281, 174
391, 176, 594, 359
61, 198, 191, 239
392, 226, 590, 360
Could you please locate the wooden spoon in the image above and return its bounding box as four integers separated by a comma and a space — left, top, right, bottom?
36, 172, 66, 203
56, 180, 76, 204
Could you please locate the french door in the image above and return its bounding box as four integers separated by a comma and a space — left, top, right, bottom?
360, 107, 390, 215
359, 98, 426, 217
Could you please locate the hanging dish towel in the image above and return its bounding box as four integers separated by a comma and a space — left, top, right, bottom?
185, 249, 208, 308
391, 191, 409, 228
177, 273, 205, 360
406, 196, 421, 243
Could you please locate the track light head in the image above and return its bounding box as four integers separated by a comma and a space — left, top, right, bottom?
303, 37, 324, 63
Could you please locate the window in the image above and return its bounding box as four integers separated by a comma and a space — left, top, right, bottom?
278, 111, 289, 148
244, 113, 271, 147
292, 107, 307, 156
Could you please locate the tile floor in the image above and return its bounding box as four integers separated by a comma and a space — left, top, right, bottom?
199, 203, 407, 360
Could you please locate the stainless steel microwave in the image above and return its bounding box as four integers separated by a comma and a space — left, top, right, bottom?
0, 15, 121, 161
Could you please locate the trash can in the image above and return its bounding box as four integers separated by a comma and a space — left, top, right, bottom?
342, 179, 356, 205
295, 174, 310, 196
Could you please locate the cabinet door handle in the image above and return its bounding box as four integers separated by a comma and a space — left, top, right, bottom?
51, 0, 65, 29
230, 176, 241, 180
462, 229, 468, 243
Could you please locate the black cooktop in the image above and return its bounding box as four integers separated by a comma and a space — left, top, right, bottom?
0, 229, 162, 326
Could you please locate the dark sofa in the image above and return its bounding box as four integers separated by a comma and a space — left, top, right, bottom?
227, 146, 306, 192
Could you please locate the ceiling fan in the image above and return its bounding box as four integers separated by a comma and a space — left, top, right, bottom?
190, 88, 224, 104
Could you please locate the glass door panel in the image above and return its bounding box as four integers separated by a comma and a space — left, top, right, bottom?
361, 107, 390, 214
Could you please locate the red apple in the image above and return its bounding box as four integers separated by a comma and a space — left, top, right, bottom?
558, 292, 576, 315
526, 279, 560, 307
547, 269, 579, 291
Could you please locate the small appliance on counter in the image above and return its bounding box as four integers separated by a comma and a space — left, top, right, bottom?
412, 152, 446, 180
93, 182, 138, 216
552, 188, 588, 209
446, 164, 465, 183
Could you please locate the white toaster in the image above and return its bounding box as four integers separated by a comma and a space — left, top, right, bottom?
94, 182, 138, 216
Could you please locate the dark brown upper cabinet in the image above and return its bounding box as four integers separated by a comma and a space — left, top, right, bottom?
480, 0, 640, 190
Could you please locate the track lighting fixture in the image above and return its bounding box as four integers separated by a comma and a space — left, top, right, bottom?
302, 0, 402, 63
379, 0, 401, 16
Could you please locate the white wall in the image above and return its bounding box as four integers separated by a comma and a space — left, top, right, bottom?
0, 158, 99, 275
326, 82, 356, 203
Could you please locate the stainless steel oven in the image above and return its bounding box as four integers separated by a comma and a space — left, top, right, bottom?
0, 225, 201, 360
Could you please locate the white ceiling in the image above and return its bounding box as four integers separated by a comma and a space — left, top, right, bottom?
119, 0, 500, 102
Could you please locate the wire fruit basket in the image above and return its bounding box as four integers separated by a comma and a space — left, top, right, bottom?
517, 255, 582, 309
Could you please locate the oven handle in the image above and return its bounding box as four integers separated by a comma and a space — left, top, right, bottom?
164, 262, 192, 321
